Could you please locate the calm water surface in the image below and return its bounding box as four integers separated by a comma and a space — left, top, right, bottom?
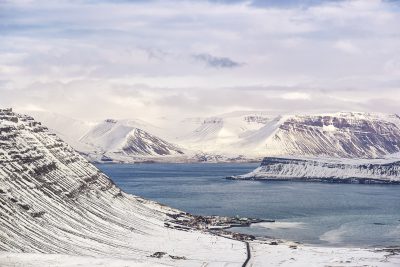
96, 163, 400, 248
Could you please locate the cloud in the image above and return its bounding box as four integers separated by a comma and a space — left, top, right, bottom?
281, 92, 311, 100
0, 0, 399, 121
334, 40, 360, 54
193, 53, 243, 68
250, 0, 344, 8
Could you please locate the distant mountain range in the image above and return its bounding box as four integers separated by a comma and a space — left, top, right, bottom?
29, 110, 400, 163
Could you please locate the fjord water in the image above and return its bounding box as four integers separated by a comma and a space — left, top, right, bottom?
96, 163, 400, 248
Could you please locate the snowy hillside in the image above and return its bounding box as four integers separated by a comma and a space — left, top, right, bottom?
79, 119, 185, 162
177, 111, 275, 155
0, 108, 248, 265
230, 156, 400, 183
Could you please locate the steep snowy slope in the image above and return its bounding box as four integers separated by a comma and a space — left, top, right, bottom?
0, 108, 246, 265
230, 156, 400, 183
79, 119, 185, 162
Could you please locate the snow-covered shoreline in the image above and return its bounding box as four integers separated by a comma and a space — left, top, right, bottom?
229, 156, 400, 183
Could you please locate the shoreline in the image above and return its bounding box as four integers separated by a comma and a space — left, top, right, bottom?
164, 212, 400, 266
227, 176, 400, 184
93, 160, 262, 164
166, 212, 399, 250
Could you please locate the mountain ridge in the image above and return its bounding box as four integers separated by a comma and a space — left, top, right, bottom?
25, 110, 400, 163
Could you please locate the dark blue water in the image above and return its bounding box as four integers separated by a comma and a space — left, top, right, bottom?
96, 163, 400, 248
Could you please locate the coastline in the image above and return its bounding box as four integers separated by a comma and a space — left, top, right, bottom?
227, 176, 400, 184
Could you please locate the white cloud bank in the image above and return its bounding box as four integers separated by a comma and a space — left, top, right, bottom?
0, 0, 399, 121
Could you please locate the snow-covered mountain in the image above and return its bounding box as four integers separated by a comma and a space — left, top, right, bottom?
177, 111, 400, 159
176, 111, 275, 156
28, 110, 400, 162
0, 108, 247, 265
79, 119, 185, 162
229, 156, 400, 183
262, 112, 400, 158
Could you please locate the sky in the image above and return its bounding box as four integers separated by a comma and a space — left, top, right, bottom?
1, 0, 400, 122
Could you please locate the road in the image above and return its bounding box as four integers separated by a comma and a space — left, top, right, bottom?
242, 242, 251, 267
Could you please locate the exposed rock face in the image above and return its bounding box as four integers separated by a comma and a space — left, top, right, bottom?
0, 109, 245, 265
229, 156, 400, 183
